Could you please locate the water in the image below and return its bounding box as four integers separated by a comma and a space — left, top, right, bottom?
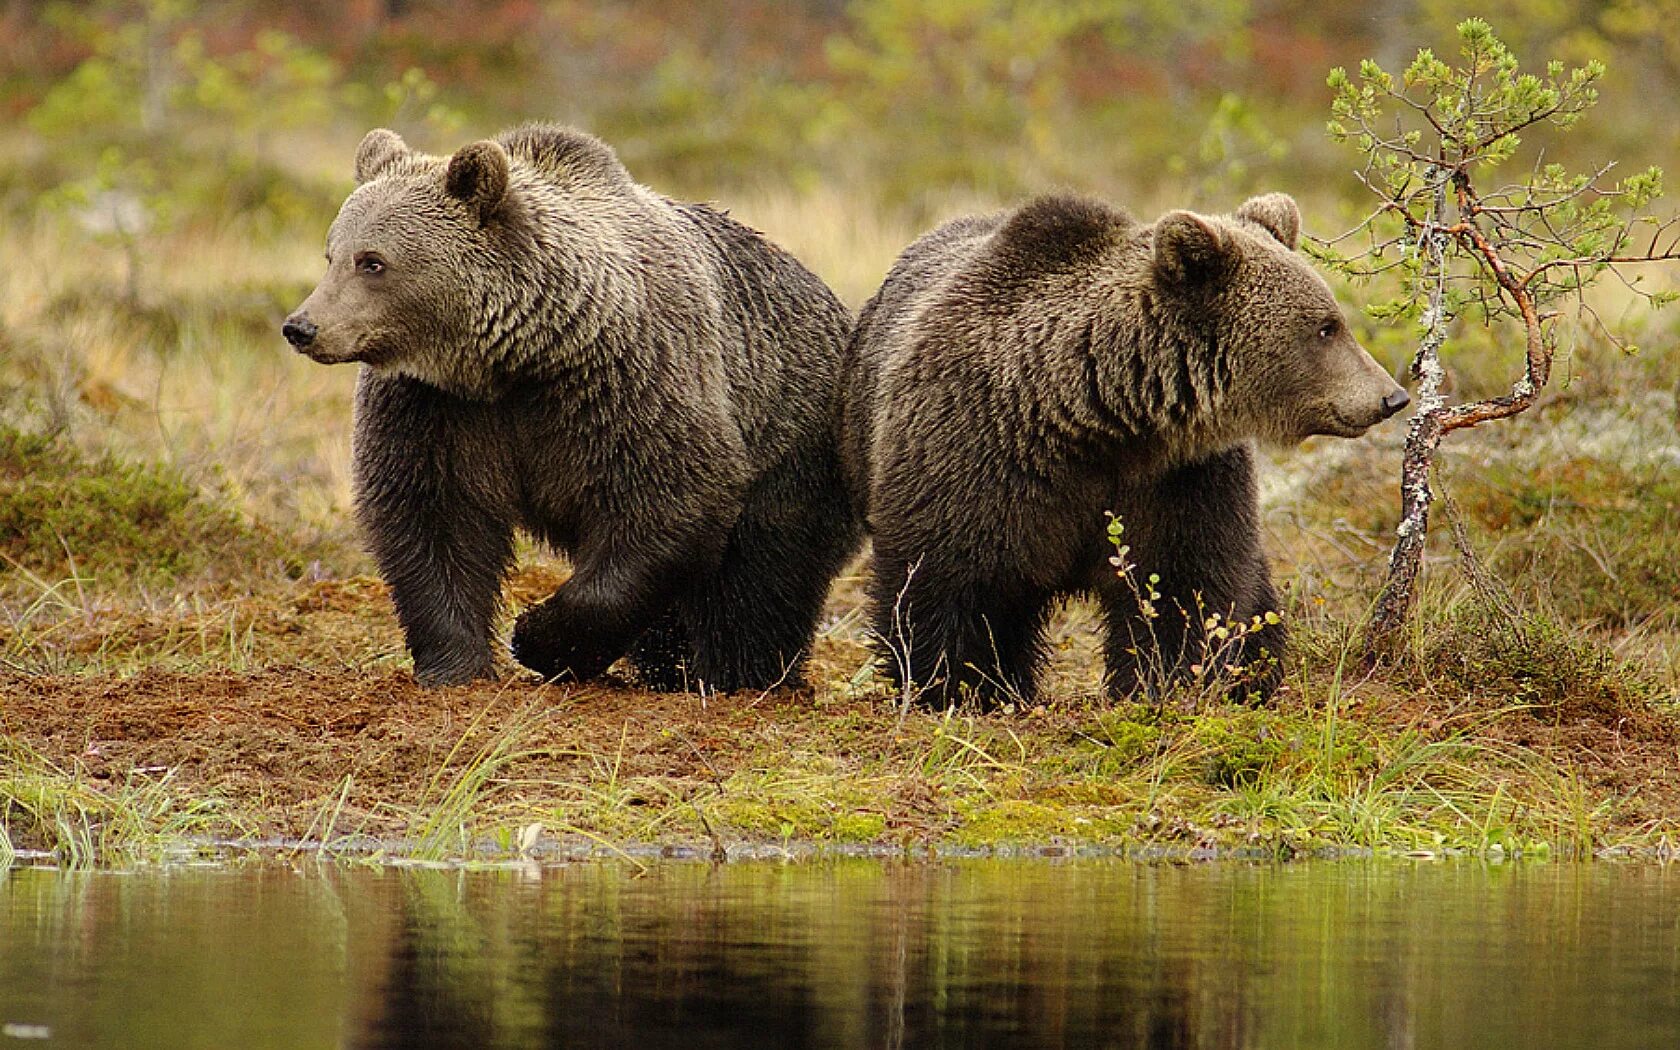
2, 860, 1677, 1049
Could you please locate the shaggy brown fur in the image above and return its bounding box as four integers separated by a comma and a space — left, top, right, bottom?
843, 193, 1407, 707
285, 125, 860, 690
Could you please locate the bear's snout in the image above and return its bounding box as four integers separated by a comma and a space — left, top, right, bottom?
282, 316, 318, 349
1324, 339, 1411, 436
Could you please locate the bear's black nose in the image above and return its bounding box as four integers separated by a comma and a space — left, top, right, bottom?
282, 317, 318, 349
1381, 389, 1411, 417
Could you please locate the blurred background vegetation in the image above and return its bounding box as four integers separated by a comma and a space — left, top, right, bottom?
3, 1, 1680, 856
2, 0, 1679, 690
6, 0, 1678, 251
6, 1, 1673, 213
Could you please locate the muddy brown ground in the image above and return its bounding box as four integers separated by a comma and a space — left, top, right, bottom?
7, 657, 1680, 849
3, 667, 869, 839
5, 572, 1680, 852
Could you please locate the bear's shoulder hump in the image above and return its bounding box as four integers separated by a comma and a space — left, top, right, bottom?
990, 195, 1134, 275
495, 123, 632, 188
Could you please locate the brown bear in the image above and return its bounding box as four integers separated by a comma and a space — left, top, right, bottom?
284, 125, 861, 690
842, 193, 1409, 707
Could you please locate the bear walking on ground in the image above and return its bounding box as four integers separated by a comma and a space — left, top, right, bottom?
842, 193, 1409, 708
284, 125, 861, 690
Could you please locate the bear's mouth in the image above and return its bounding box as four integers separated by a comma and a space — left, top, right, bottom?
301, 335, 392, 367
353, 335, 399, 367
1322, 407, 1373, 438
298, 345, 354, 365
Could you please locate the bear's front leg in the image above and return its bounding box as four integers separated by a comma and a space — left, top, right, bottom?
353, 372, 517, 687
511, 536, 718, 685
390, 546, 510, 686
1101, 445, 1285, 703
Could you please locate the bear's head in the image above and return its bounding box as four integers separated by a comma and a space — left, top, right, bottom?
1150, 193, 1409, 445
282, 129, 526, 397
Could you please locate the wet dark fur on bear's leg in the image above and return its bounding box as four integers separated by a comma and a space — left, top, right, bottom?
630, 448, 860, 693
1099, 446, 1286, 702
354, 374, 516, 687
506, 442, 735, 685
628, 609, 693, 692
510, 559, 692, 684
868, 550, 1055, 709
678, 531, 831, 692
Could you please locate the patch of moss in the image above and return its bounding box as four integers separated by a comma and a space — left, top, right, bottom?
828, 811, 889, 841
1190, 710, 1295, 788
0, 426, 272, 587
1084, 709, 1165, 761
951, 798, 1078, 845
711, 772, 892, 843
1062, 708, 1164, 778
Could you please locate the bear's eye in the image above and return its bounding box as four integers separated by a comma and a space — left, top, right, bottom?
1317, 320, 1338, 340
355, 253, 387, 276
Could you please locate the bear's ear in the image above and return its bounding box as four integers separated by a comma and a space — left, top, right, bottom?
445, 140, 511, 223
1235, 193, 1300, 250
355, 128, 410, 184
1153, 211, 1230, 286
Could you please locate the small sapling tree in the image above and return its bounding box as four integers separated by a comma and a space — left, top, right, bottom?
1314, 19, 1680, 657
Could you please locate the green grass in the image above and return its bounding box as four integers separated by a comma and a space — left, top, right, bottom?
0, 739, 226, 866
393, 693, 566, 862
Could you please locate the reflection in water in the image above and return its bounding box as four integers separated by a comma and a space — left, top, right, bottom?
361, 865, 1215, 1049
3, 861, 1679, 1049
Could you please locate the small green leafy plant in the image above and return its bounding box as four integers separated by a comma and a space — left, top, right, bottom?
1106, 512, 1284, 709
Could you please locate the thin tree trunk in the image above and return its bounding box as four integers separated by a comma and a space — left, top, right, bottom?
1364, 176, 1556, 659
1365, 173, 1453, 656
1365, 411, 1444, 652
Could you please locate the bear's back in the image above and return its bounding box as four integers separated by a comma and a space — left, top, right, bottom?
977, 195, 1135, 296
839, 212, 1003, 511
860, 195, 1135, 361
491, 124, 849, 468
841, 197, 1138, 513
674, 199, 853, 464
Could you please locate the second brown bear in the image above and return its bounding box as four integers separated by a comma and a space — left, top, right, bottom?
843, 193, 1409, 707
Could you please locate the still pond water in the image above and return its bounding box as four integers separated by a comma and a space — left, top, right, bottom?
2, 859, 1678, 1049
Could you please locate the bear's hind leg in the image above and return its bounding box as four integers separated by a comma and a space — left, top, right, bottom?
869, 552, 1051, 709
672, 459, 862, 693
